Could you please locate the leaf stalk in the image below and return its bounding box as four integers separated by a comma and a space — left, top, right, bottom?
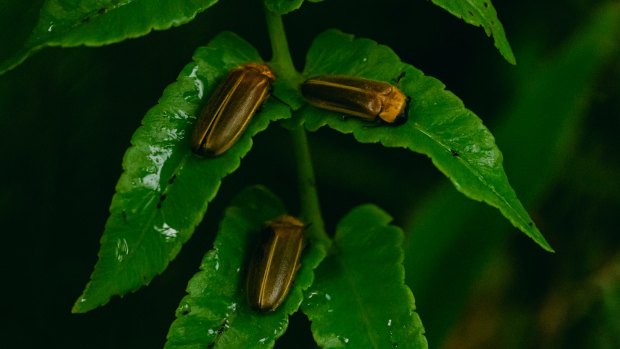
264, 9, 297, 79
290, 127, 331, 250
264, 8, 331, 250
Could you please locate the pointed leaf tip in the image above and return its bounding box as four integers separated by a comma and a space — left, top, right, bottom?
431, 0, 516, 64
299, 29, 551, 252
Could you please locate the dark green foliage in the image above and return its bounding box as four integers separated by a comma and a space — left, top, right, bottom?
72, 32, 290, 313
1, 0, 617, 348
303, 205, 427, 348
431, 0, 516, 64
403, 3, 620, 346
298, 29, 550, 251
165, 186, 326, 348
0, 0, 220, 74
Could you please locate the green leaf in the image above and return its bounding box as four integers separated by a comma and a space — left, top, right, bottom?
165, 185, 327, 349
0, 0, 219, 75
302, 204, 427, 349
72, 32, 291, 313
431, 0, 516, 64
298, 29, 552, 252
264, 0, 305, 14
403, 2, 620, 344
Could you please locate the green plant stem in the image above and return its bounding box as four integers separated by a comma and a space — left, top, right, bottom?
264, 9, 330, 250
290, 127, 331, 249
264, 9, 297, 79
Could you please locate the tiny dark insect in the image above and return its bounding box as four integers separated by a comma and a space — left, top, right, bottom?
246, 215, 305, 312
190, 63, 275, 157
301, 75, 409, 124
450, 149, 460, 157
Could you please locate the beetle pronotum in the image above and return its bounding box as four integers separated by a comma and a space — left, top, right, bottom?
301, 75, 409, 124
190, 62, 275, 157
246, 215, 305, 312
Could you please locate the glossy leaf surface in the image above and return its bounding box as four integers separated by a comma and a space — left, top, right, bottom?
431, 0, 516, 64
165, 186, 326, 349
303, 204, 427, 348
298, 29, 551, 252
73, 32, 290, 313
0, 0, 219, 75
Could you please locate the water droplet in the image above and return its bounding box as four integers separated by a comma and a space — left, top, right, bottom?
183, 91, 200, 103
160, 127, 183, 141
115, 238, 129, 262
337, 335, 350, 344
165, 109, 193, 121
188, 65, 205, 99
258, 337, 268, 344
387, 318, 398, 347
275, 318, 288, 333
156, 223, 178, 241
362, 57, 368, 62
138, 146, 173, 190
141, 175, 159, 190
325, 293, 332, 301
178, 302, 191, 315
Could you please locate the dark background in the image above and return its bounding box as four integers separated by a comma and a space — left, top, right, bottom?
1, 0, 618, 348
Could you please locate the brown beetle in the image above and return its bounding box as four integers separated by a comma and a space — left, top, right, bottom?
190, 63, 275, 157
301, 75, 409, 124
246, 215, 305, 312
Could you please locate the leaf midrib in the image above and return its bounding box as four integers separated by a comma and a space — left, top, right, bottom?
337, 240, 380, 348
110, 151, 192, 276
464, 0, 493, 27
411, 121, 529, 229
